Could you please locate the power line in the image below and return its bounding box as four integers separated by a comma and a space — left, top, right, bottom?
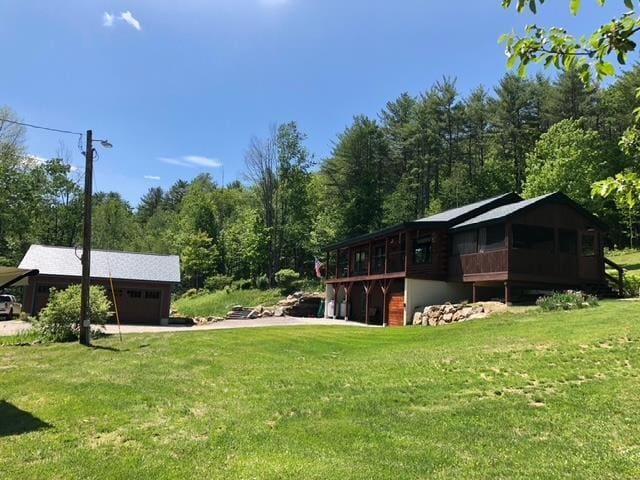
0, 117, 83, 137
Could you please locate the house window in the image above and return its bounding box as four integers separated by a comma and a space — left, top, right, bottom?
372, 245, 385, 273
452, 230, 477, 255
145, 291, 160, 300
354, 250, 368, 275
559, 229, 578, 255
512, 224, 555, 253
413, 235, 432, 264
337, 250, 348, 277
582, 234, 596, 257
127, 290, 142, 298
479, 224, 505, 251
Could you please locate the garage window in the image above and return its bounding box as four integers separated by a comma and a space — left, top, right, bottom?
127, 290, 142, 298
145, 291, 160, 299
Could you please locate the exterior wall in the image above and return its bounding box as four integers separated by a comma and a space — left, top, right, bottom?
449, 202, 606, 286
404, 278, 472, 325
24, 275, 173, 324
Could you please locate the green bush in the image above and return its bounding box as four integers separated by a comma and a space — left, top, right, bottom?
204, 275, 233, 292
35, 285, 113, 342
536, 290, 599, 311
624, 273, 640, 297
296, 277, 324, 293
274, 269, 300, 295
181, 288, 200, 299
231, 278, 253, 291
254, 274, 270, 290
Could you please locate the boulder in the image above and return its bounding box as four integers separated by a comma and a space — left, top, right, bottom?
443, 313, 453, 323
247, 309, 259, 319
231, 305, 244, 311
413, 312, 422, 325
274, 307, 285, 317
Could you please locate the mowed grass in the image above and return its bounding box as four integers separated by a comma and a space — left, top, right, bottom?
607, 248, 640, 273
1, 301, 640, 479
173, 288, 283, 317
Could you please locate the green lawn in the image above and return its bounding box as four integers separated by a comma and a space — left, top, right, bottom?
173, 288, 283, 317
1, 301, 640, 479
607, 248, 640, 273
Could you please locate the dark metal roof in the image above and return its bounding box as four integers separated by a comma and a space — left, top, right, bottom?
451, 191, 607, 231
18, 245, 181, 283
324, 192, 522, 251
416, 192, 521, 224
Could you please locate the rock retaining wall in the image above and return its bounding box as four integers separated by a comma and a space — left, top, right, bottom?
412, 302, 487, 326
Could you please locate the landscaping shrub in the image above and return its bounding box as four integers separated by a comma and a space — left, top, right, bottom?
274, 269, 300, 294
204, 275, 233, 292
296, 277, 324, 293
231, 278, 253, 291
35, 285, 112, 342
181, 288, 200, 299
624, 273, 640, 297
255, 274, 269, 290
536, 290, 599, 311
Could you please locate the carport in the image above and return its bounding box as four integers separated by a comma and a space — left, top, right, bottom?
0, 267, 39, 290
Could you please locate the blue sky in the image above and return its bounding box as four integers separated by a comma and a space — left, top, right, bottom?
0, 0, 621, 205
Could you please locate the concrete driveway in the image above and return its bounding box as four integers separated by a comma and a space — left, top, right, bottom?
0, 320, 32, 336
0, 317, 373, 336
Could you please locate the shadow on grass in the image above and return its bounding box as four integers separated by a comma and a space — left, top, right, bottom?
89, 344, 129, 352
0, 401, 50, 437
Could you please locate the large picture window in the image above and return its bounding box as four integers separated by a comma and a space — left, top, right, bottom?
512, 224, 555, 253
413, 235, 432, 264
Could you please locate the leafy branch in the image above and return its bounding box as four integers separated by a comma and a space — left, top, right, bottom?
500, 0, 640, 83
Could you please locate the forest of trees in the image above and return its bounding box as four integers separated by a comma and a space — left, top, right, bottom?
1, 66, 640, 289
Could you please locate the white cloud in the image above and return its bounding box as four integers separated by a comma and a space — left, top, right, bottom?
159, 155, 222, 169
102, 11, 142, 31
103, 12, 115, 27
25, 154, 46, 166
144, 175, 161, 180
120, 11, 142, 31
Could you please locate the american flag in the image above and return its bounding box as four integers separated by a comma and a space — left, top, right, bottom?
314, 257, 324, 278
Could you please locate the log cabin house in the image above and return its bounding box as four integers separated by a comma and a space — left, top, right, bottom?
323, 191, 624, 327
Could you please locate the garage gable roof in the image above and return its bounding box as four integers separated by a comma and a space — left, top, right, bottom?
18, 245, 181, 283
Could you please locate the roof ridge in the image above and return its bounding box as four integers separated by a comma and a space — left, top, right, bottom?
30, 244, 179, 258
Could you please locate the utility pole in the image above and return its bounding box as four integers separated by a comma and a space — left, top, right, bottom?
79, 129, 93, 346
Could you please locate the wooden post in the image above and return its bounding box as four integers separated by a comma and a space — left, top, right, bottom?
364, 282, 371, 325
345, 282, 353, 321
331, 284, 337, 319
404, 231, 410, 272
384, 236, 389, 274
79, 129, 94, 346
472, 283, 478, 303
368, 241, 372, 275
504, 281, 511, 306
381, 279, 392, 327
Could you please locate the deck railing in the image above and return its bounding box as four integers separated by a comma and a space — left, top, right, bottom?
604, 257, 625, 296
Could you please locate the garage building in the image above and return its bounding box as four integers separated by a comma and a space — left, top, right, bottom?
19, 245, 181, 324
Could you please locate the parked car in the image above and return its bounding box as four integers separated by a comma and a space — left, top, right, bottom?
0, 294, 22, 319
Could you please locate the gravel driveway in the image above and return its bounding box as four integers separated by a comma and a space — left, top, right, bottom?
0, 317, 373, 336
